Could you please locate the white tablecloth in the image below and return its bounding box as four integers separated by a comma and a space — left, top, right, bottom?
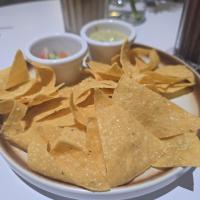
0, 1, 199, 200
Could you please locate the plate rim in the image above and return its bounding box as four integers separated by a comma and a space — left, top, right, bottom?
0, 143, 191, 196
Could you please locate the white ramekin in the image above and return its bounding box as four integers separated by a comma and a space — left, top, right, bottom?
25, 33, 88, 84
80, 19, 136, 64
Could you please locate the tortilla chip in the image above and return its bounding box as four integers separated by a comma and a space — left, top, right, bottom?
34, 63, 56, 87
79, 104, 96, 119
107, 63, 123, 77
135, 57, 148, 72
19, 81, 63, 106
35, 108, 75, 127
85, 68, 103, 80
0, 80, 38, 100
98, 64, 123, 82
6, 126, 36, 151
120, 40, 138, 75
8, 124, 78, 152
59, 77, 116, 105
50, 127, 86, 152
23, 97, 68, 126
11, 125, 85, 152
1, 101, 26, 124
27, 121, 110, 191
95, 90, 165, 187
142, 65, 196, 96
5, 125, 53, 151
0, 68, 10, 90
136, 70, 191, 95
155, 65, 195, 85
1, 100, 27, 139
131, 48, 160, 71
162, 87, 193, 99
88, 61, 112, 74
111, 54, 121, 66
18, 64, 59, 106
0, 99, 14, 114
75, 90, 91, 105
88, 61, 123, 81
69, 93, 87, 126
100, 88, 114, 98
5, 50, 29, 90
25, 90, 61, 107
113, 75, 200, 138
19, 81, 42, 97
77, 89, 95, 107
140, 71, 186, 85
153, 133, 200, 167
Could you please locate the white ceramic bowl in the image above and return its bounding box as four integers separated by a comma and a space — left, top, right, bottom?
80, 19, 136, 64
25, 33, 88, 84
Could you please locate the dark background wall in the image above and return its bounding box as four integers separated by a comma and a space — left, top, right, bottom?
0, 0, 41, 6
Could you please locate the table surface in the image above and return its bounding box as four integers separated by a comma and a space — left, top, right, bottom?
0, 1, 200, 200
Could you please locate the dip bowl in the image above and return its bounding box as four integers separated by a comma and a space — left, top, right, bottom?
80, 19, 136, 64
25, 33, 88, 85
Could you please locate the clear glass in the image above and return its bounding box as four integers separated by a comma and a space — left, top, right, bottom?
128, 0, 146, 25
61, 0, 108, 34
108, 0, 127, 19
108, 0, 146, 25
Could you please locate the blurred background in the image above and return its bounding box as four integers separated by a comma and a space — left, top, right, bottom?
0, 0, 199, 70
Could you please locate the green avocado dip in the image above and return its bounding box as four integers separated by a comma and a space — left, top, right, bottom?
89, 28, 127, 42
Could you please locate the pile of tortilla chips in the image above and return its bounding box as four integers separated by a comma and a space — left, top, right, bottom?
1, 42, 200, 192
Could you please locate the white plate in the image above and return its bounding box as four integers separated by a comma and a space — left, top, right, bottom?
0, 44, 199, 200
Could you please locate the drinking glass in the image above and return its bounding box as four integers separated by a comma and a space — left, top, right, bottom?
61, 0, 108, 34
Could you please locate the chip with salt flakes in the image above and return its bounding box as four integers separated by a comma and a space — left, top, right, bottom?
6, 124, 84, 152
27, 120, 110, 191
5, 125, 58, 151
153, 133, 200, 168
95, 89, 165, 187
7, 127, 36, 151
50, 127, 86, 153
113, 75, 200, 138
